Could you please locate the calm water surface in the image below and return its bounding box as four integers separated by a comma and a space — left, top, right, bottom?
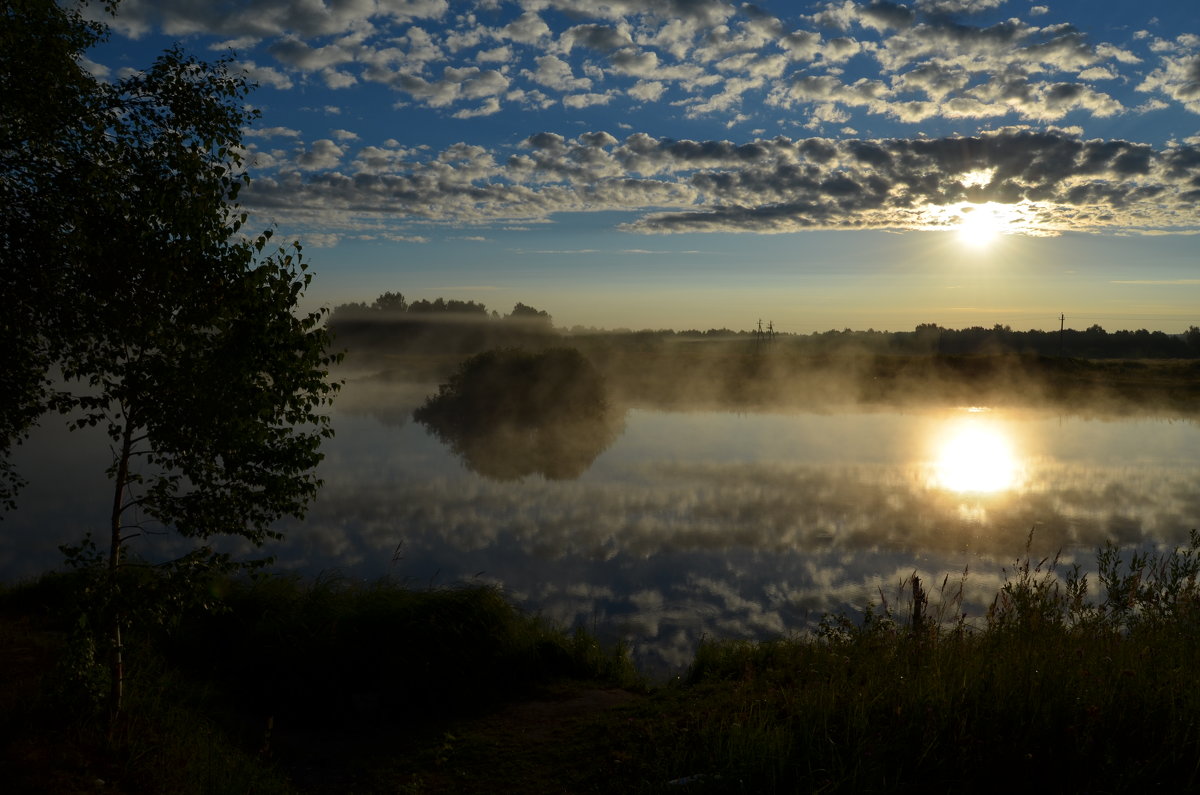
6, 381, 1200, 670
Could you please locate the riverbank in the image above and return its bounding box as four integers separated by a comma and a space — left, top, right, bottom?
4, 535, 1200, 792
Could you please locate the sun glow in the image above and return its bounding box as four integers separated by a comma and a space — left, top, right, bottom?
956, 203, 1006, 247
915, 199, 1054, 243
932, 412, 1022, 494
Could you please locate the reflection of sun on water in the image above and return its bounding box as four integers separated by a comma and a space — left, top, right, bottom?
932, 412, 1022, 494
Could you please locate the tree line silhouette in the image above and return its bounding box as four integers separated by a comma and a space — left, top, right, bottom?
333, 292, 1199, 360
329, 292, 554, 355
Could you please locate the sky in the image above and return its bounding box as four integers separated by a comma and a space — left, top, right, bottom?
82, 0, 1200, 333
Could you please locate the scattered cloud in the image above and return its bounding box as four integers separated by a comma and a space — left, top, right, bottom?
244, 129, 1200, 237
95, 2, 1195, 128
244, 126, 302, 138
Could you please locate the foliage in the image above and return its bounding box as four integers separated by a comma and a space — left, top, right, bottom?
414, 347, 622, 479
1, 0, 339, 723
0, 573, 637, 791
0, 0, 118, 510
615, 532, 1200, 793
162, 576, 639, 724
10, 538, 1200, 791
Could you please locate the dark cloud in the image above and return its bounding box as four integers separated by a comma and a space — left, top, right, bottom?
244, 128, 1200, 236
562, 23, 634, 52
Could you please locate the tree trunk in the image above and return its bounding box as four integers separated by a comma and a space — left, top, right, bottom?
107, 419, 134, 729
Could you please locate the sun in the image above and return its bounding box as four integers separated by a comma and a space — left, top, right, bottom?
956, 203, 1005, 248
932, 416, 1022, 494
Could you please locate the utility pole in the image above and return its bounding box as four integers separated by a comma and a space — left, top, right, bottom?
1059, 313, 1065, 357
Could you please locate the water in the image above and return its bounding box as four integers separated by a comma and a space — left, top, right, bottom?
5, 381, 1200, 671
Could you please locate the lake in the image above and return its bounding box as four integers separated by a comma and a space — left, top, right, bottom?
5, 378, 1200, 671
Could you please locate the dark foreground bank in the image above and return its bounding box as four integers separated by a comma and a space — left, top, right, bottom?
4, 534, 1200, 793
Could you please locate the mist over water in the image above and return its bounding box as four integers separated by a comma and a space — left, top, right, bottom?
6, 371, 1200, 672
287, 377, 1200, 671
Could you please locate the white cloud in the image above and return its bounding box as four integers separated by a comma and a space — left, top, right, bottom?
295, 138, 345, 170
476, 44, 513, 63
628, 80, 667, 102
237, 60, 293, 90
322, 68, 358, 89
1137, 53, 1200, 113
523, 55, 593, 91
452, 97, 503, 117
501, 11, 552, 44
244, 126, 303, 138
563, 91, 616, 109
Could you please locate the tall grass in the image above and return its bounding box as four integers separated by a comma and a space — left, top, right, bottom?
8, 536, 1200, 792
629, 531, 1200, 793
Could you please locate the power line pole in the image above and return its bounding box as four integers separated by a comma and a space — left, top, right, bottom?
1059, 313, 1065, 357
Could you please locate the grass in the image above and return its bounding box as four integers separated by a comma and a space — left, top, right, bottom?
613, 532, 1200, 793
0, 575, 638, 793
4, 534, 1200, 792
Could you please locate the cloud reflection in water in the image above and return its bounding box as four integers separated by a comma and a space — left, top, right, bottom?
266, 400, 1200, 671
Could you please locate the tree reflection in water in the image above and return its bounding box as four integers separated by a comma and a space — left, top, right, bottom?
414, 348, 624, 480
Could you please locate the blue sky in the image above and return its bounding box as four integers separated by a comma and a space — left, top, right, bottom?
84, 0, 1200, 332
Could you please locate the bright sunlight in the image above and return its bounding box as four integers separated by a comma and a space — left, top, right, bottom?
932, 412, 1022, 494
956, 203, 1006, 248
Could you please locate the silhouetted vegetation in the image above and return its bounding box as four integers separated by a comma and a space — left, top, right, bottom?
414, 348, 622, 480
569, 321, 1200, 359
0, 574, 635, 792
607, 532, 1200, 792
330, 292, 555, 357
8, 536, 1200, 792
2, 0, 339, 726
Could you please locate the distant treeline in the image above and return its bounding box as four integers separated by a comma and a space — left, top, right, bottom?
599, 322, 1200, 359
329, 292, 555, 355
331, 292, 1200, 359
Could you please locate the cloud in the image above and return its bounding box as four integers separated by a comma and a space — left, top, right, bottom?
258, 399, 1200, 668
628, 80, 667, 102
300, 232, 340, 247
563, 91, 616, 109
237, 59, 294, 90
452, 96, 503, 117
523, 55, 593, 91
475, 44, 513, 63
294, 138, 345, 170
107, 0, 450, 39
78, 56, 110, 79
1138, 52, 1200, 113
244, 125, 303, 138
243, 129, 1200, 239
100, 1, 1195, 130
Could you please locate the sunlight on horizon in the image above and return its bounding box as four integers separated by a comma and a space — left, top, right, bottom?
930, 410, 1023, 494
